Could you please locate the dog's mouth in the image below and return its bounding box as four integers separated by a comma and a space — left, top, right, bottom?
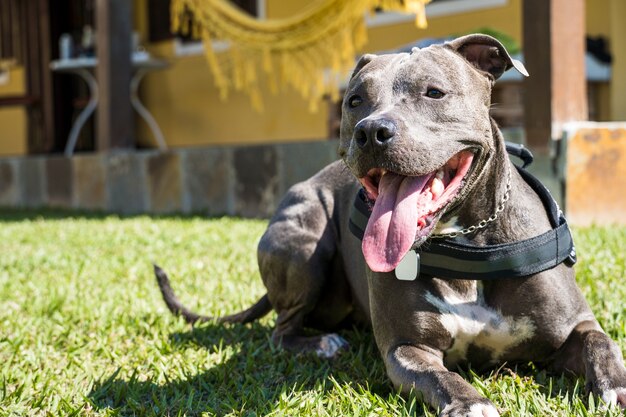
359, 150, 475, 273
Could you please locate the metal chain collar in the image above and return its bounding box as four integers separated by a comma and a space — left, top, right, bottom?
431, 165, 512, 239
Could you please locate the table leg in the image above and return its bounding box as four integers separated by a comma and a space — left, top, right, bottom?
64, 68, 99, 157
130, 68, 167, 150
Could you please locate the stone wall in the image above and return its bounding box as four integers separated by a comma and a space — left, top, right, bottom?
6, 127, 623, 226
0, 141, 339, 217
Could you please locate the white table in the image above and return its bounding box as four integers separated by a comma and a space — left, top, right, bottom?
50, 55, 169, 156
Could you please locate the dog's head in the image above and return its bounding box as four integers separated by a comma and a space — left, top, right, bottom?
338, 34, 527, 273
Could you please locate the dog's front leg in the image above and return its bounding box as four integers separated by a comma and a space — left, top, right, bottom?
386, 344, 499, 417
368, 273, 499, 416
552, 320, 626, 408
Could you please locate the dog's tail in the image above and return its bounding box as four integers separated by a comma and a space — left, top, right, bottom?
153, 264, 272, 325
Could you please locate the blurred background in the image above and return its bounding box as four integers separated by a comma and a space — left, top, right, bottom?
0, 0, 624, 224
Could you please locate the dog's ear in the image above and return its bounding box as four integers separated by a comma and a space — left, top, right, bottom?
350, 54, 376, 79
447, 34, 528, 80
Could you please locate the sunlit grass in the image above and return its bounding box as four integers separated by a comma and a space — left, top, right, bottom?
0, 210, 624, 416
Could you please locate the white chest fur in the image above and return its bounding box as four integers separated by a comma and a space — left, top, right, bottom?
424, 282, 535, 366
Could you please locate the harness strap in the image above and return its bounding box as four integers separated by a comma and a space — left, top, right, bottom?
505, 142, 534, 168
416, 220, 574, 280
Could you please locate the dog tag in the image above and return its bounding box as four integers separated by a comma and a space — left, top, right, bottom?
395, 250, 419, 281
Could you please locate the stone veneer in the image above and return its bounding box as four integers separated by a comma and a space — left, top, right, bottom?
0, 141, 339, 217
3, 129, 605, 222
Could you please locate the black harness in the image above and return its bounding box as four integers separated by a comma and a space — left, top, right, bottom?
348, 143, 577, 280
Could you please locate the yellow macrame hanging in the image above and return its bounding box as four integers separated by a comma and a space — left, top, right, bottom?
171, 0, 430, 111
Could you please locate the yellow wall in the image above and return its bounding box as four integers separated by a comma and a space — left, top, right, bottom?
586, 0, 611, 38
138, 43, 329, 147
266, 0, 307, 19
0, 65, 27, 156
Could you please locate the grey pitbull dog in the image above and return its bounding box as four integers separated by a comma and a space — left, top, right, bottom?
155, 34, 626, 416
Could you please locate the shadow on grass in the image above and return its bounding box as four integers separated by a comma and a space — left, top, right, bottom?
87, 322, 400, 416
86, 321, 591, 416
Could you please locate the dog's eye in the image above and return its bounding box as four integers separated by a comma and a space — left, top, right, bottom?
348, 95, 363, 108
426, 88, 445, 99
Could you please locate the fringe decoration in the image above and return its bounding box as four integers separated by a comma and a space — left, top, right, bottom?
172, 0, 430, 111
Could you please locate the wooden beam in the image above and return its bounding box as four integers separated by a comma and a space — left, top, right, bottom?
522, 0, 587, 150
37, 0, 55, 153
20, 0, 54, 153
96, 0, 134, 151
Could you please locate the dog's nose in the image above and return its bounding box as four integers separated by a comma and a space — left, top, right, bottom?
353, 118, 397, 149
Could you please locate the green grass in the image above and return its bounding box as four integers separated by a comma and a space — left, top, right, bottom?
0, 210, 625, 416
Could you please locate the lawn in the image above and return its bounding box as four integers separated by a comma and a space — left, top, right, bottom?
0, 211, 625, 416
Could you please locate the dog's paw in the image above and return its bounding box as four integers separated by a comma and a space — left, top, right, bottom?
440, 401, 500, 417
315, 333, 349, 359
600, 387, 626, 409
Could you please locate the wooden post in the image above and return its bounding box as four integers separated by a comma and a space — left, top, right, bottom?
96, 0, 134, 151
522, 0, 587, 150
37, 0, 54, 153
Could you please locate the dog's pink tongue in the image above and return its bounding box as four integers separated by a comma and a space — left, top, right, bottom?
362, 173, 432, 272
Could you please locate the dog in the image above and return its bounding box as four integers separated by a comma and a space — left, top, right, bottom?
155, 34, 626, 416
